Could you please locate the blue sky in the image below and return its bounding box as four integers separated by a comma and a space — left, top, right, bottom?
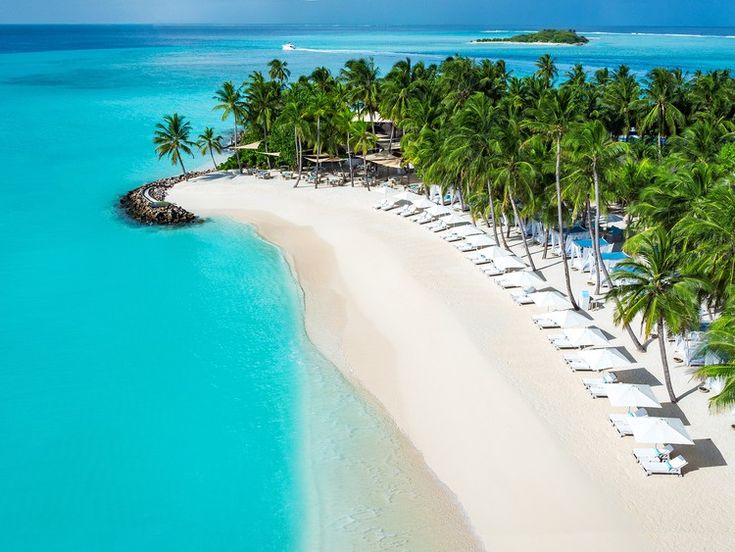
1, 0, 734, 26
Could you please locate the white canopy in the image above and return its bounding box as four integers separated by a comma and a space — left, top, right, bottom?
482, 246, 512, 259
559, 327, 609, 348
426, 205, 452, 217
574, 348, 633, 370
465, 234, 496, 248
442, 214, 471, 226
530, 290, 573, 311
503, 271, 547, 289
534, 308, 589, 328
605, 384, 661, 409
391, 191, 420, 203
411, 197, 436, 209
454, 225, 484, 238
629, 417, 694, 445
493, 255, 527, 271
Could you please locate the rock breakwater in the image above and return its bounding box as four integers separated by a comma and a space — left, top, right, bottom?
120, 171, 211, 225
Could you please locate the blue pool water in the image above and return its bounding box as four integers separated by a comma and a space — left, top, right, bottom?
0, 24, 734, 551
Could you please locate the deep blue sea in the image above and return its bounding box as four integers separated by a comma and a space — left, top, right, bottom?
0, 24, 734, 551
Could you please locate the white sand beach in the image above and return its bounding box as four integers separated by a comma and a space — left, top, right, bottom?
170, 173, 735, 551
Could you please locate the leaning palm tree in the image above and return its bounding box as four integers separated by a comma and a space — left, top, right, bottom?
153, 113, 194, 177
213, 81, 246, 173
525, 87, 582, 309
350, 121, 377, 190
608, 228, 706, 403
693, 297, 735, 411
196, 127, 223, 170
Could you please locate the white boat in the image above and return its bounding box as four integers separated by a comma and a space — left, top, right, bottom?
282, 43, 296, 51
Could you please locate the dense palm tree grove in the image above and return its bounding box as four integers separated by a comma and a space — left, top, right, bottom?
156, 54, 735, 410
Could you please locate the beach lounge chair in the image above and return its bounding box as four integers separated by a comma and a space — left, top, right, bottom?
468, 253, 493, 266
481, 264, 503, 277
582, 372, 617, 387
609, 408, 648, 437
640, 455, 687, 477
399, 205, 419, 217
633, 445, 674, 463
586, 382, 615, 398
563, 352, 589, 371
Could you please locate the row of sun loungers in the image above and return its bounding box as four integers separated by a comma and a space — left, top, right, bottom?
374, 190, 693, 477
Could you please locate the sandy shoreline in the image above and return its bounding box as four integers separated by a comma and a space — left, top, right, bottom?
170, 172, 735, 551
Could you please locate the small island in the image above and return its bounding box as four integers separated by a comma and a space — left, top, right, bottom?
473, 29, 589, 45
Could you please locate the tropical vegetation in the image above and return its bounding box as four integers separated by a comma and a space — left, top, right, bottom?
153, 55, 735, 409
474, 29, 589, 45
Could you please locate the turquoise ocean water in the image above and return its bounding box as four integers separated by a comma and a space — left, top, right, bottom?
1, 25, 734, 551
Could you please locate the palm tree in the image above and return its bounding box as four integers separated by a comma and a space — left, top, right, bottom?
608, 228, 706, 403
268, 58, 290, 85
213, 81, 245, 173
280, 88, 310, 187
196, 127, 223, 170
639, 68, 685, 158
244, 71, 281, 168
602, 69, 641, 139
350, 121, 377, 190
153, 113, 194, 177
693, 299, 735, 411
341, 58, 380, 130
306, 91, 333, 188
535, 54, 558, 88
525, 87, 581, 309
566, 120, 627, 293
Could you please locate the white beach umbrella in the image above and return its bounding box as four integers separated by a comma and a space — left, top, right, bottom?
482, 245, 512, 259
465, 234, 496, 249
454, 225, 484, 238
560, 327, 609, 348
576, 348, 633, 370
503, 271, 547, 289
411, 197, 436, 209
605, 384, 661, 409
530, 290, 573, 311
391, 191, 420, 204
441, 214, 471, 226
540, 309, 590, 328
426, 205, 451, 217
628, 417, 694, 445
493, 255, 527, 272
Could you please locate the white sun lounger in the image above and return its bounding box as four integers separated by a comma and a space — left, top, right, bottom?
582, 372, 617, 388
633, 445, 674, 463
547, 334, 578, 349
399, 205, 419, 217
640, 455, 687, 477
609, 408, 648, 437
415, 212, 433, 224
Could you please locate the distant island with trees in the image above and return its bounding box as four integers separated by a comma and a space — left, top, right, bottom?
473, 29, 589, 45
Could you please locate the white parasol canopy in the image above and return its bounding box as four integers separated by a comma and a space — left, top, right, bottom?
454, 225, 484, 238
530, 290, 573, 311
465, 234, 496, 249
426, 205, 452, 217
442, 214, 471, 226
493, 255, 527, 271
559, 327, 610, 348
628, 417, 694, 445
503, 271, 547, 289
605, 384, 661, 409
391, 191, 420, 204
534, 308, 590, 328
574, 348, 634, 370
412, 197, 436, 209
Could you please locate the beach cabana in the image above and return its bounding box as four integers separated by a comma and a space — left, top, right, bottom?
564, 347, 634, 372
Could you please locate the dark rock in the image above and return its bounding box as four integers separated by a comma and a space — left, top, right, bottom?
120, 170, 212, 226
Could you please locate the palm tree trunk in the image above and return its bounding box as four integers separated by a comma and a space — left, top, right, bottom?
294, 129, 301, 188
509, 188, 536, 271
234, 121, 242, 174
347, 132, 355, 187
657, 318, 677, 403
592, 159, 603, 295
315, 118, 320, 189
485, 181, 501, 246
555, 135, 579, 310
543, 228, 549, 259
364, 147, 370, 190
210, 147, 217, 171
263, 124, 271, 169
179, 155, 187, 179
